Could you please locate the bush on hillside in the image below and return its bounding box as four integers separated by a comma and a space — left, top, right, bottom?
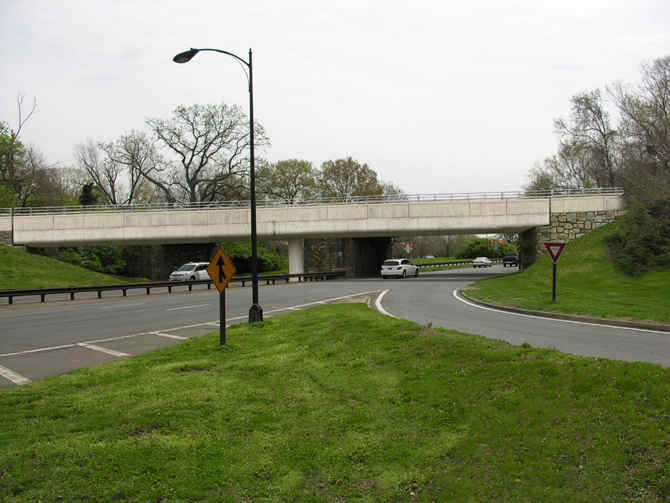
607, 197, 670, 276
219, 242, 288, 274
36, 246, 127, 276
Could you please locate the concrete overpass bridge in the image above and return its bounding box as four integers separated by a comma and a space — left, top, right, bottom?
0, 188, 624, 278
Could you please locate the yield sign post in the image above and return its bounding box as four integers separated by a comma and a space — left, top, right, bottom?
207, 247, 237, 345
544, 242, 566, 302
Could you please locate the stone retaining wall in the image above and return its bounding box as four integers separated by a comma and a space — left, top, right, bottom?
528, 210, 621, 262
0, 231, 12, 246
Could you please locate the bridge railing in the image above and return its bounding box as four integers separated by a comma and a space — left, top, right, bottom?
8, 187, 624, 216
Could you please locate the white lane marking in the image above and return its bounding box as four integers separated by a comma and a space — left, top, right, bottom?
375, 290, 396, 318
453, 289, 670, 334
153, 332, 188, 340
166, 304, 211, 311
0, 290, 383, 358
0, 364, 31, 385
78, 343, 130, 357
98, 303, 145, 310
307, 289, 328, 293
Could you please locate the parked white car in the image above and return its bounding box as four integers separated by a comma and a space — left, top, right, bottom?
381, 259, 419, 279
472, 257, 493, 268
169, 262, 210, 281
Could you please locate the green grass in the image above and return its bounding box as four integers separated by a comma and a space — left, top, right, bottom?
0, 245, 148, 289
466, 223, 670, 324
2, 303, 669, 502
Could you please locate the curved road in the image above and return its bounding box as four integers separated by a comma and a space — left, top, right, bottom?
1, 266, 668, 387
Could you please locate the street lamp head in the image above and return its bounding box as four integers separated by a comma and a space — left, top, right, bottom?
173, 48, 199, 64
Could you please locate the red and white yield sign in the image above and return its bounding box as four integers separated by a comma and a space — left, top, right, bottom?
544, 242, 566, 264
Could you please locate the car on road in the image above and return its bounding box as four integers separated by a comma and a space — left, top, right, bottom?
169, 262, 210, 281
381, 259, 419, 279
472, 257, 492, 268
502, 252, 519, 267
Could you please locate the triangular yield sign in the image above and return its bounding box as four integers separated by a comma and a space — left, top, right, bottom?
544, 242, 566, 264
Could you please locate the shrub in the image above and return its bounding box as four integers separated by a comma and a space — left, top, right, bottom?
607, 197, 670, 276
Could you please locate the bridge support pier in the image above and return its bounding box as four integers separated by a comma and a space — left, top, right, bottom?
288, 238, 304, 281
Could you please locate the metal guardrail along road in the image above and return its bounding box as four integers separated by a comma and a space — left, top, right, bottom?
0, 271, 346, 305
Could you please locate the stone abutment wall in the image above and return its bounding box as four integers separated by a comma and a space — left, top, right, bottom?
0, 231, 11, 246
520, 210, 621, 268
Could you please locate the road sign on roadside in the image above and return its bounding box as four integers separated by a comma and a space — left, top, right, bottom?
207, 247, 236, 294
544, 242, 566, 302
544, 242, 566, 264
207, 247, 236, 346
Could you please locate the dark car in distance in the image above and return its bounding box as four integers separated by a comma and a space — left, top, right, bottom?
502, 252, 519, 267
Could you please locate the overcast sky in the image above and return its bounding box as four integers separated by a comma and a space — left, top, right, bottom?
1, 0, 669, 196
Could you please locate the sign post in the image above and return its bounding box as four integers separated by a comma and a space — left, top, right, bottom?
207, 247, 237, 345
544, 242, 566, 302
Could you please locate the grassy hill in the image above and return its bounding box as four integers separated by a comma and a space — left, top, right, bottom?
0, 245, 147, 290
1, 303, 668, 502
466, 223, 670, 324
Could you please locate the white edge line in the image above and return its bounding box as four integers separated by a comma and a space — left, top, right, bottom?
78, 343, 130, 357
0, 364, 31, 385
453, 289, 670, 335
375, 290, 396, 318
166, 304, 211, 311
153, 332, 188, 340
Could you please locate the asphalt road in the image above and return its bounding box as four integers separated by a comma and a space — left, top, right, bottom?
1, 266, 669, 388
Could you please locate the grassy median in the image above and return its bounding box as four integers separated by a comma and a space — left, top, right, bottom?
2, 302, 669, 502
465, 223, 670, 325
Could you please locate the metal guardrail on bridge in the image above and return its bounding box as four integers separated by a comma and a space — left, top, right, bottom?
0, 271, 346, 305
5, 187, 624, 216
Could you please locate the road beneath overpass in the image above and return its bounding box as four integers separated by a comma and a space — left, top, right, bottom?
1, 265, 668, 388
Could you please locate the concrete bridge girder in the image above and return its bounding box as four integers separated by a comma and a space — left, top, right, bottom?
4, 194, 625, 276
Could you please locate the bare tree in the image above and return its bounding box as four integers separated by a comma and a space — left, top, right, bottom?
73, 139, 124, 205
1, 94, 63, 207
610, 55, 670, 203
554, 89, 620, 188
145, 103, 269, 203
100, 130, 161, 204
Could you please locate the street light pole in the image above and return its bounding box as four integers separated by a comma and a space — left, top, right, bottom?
173, 47, 262, 323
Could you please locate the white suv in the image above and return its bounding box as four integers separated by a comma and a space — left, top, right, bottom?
169, 262, 210, 281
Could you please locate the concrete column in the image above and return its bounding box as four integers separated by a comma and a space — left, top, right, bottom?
288, 237, 304, 281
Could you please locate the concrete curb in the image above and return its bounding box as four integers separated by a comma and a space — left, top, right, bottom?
457, 287, 670, 334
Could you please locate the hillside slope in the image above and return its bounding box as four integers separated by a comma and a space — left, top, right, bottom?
0, 246, 146, 290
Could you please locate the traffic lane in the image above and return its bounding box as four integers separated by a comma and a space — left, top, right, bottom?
0, 280, 384, 354
378, 268, 670, 366
451, 293, 670, 366
0, 293, 222, 354
0, 280, 384, 388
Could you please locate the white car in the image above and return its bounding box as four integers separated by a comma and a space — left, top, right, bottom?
169, 262, 210, 281
472, 257, 493, 268
381, 259, 419, 279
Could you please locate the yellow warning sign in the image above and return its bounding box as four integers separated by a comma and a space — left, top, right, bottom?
207, 247, 236, 293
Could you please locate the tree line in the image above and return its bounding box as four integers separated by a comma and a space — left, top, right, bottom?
1, 100, 400, 209
525, 54, 669, 275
